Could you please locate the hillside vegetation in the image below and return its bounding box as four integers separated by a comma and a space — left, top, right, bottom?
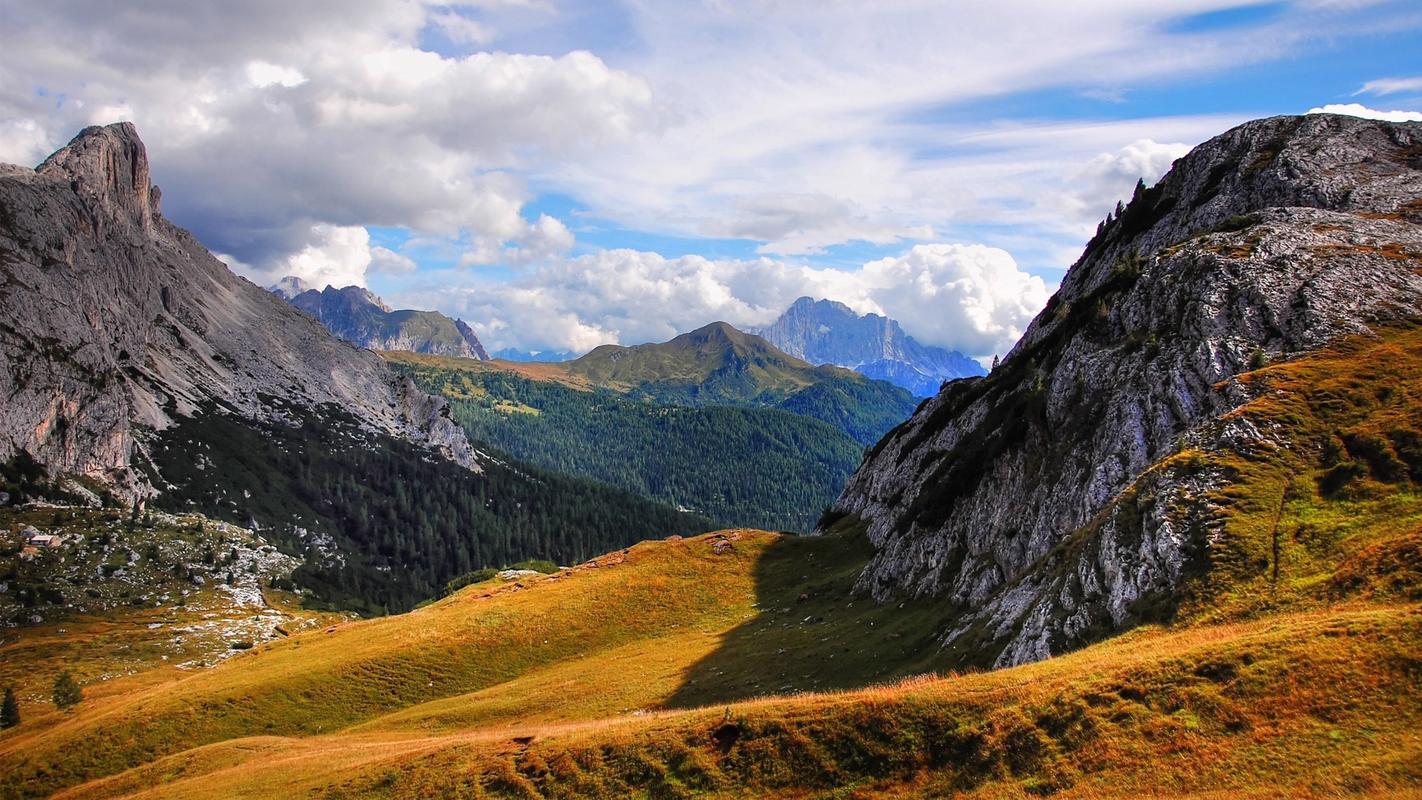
387, 352, 865, 531
146, 399, 711, 614
464, 322, 919, 446
2, 324, 1420, 799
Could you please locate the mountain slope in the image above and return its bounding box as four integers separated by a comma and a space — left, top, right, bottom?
386, 351, 865, 531
824, 113, 1422, 667
4, 514, 1418, 799
280, 283, 490, 359
564, 321, 919, 444
759, 296, 985, 395
0, 123, 475, 496
0, 124, 707, 613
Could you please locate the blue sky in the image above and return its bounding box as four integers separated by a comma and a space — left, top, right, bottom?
1, 0, 1420, 358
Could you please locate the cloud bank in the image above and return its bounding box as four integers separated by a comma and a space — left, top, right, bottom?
396, 243, 1051, 361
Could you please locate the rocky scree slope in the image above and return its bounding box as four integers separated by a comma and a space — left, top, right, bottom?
824, 113, 1422, 667
279, 282, 490, 360
759, 296, 984, 396
0, 123, 477, 498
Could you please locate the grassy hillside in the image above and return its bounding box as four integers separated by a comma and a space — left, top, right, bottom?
2, 327, 1420, 799
387, 353, 865, 531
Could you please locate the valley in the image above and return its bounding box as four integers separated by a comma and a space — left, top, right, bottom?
1, 95, 1420, 800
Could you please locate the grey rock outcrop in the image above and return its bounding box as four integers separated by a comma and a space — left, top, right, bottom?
823, 114, 1422, 667
759, 297, 984, 396
279, 282, 490, 360
0, 123, 479, 498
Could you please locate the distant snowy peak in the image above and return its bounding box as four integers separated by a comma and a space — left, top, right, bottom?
758, 296, 983, 396
268, 275, 312, 301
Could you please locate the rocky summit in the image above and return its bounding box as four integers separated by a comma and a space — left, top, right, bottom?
759, 296, 984, 396
824, 113, 1422, 667
278, 282, 491, 360
0, 123, 478, 499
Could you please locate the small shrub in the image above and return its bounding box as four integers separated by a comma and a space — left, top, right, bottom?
1, 687, 19, 729
52, 671, 82, 710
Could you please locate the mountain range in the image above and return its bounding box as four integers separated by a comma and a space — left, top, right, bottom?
0, 123, 705, 613
272, 280, 490, 360
758, 296, 985, 395
1, 114, 1420, 799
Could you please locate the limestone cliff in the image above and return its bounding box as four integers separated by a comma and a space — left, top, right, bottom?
823, 114, 1422, 666
0, 123, 478, 498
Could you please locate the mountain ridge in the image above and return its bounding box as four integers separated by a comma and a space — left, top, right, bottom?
758, 296, 985, 396
275, 281, 490, 360
824, 112, 1422, 667
0, 123, 478, 497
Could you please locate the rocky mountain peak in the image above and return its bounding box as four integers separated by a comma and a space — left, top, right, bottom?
269, 275, 313, 301
276, 283, 490, 360
824, 113, 1422, 668
1017, 113, 1422, 361
35, 122, 161, 233
1, 123, 478, 496
759, 295, 983, 396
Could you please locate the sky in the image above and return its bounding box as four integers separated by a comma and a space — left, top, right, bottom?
1, 1, 1420, 360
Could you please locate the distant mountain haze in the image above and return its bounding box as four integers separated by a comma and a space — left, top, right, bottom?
271, 281, 490, 360
758, 296, 984, 396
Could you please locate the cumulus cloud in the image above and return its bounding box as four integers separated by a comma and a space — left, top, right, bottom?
1354, 76, 1422, 96
370, 245, 419, 275
0, 118, 52, 166
1306, 103, 1422, 122
0, 2, 658, 276
402, 243, 1050, 360
1047, 138, 1192, 239
232, 224, 374, 290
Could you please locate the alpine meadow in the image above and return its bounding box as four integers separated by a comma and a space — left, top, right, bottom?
1, 3, 1421, 799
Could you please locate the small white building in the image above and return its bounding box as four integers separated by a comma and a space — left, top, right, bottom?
21, 526, 60, 548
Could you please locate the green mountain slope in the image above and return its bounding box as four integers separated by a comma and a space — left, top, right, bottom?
144, 398, 711, 614
564, 321, 919, 445
387, 353, 864, 531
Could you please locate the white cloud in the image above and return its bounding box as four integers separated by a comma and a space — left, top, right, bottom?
428, 10, 495, 45
403, 242, 1050, 359
0, 4, 658, 275
370, 245, 418, 274
234, 224, 374, 290
245, 61, 307, 88
1306, 103, 1422, 122
0, 118, 52, 166
1045, 138, 1192, 240
1354, 76, 1422, 96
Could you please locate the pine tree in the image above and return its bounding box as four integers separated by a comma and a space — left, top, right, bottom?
1, 687, 19, 728
52, 671, 82, 710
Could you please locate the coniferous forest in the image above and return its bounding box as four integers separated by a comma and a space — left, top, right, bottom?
393, 363, 868, 531
146, 399, 711, 613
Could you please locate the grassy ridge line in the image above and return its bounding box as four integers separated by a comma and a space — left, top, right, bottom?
63, 604, 1422, 799
0, 532, 778, 799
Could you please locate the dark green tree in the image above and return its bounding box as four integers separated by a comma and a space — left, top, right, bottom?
1, 687, 19, 728
52, 671, 82, 710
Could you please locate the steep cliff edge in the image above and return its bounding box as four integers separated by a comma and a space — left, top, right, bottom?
0, 123, 477, 497
823, 113, 1422, 667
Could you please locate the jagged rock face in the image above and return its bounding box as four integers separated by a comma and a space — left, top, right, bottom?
0, 123, 478, 496
825, 114, 1422, 667
759, 296, 983, 396
282, 283, 490, 360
